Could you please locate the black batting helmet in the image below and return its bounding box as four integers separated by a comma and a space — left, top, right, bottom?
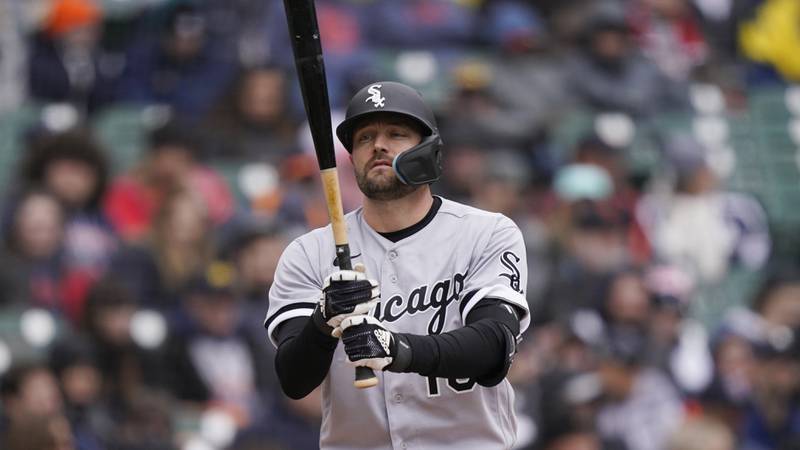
336, 81, 443, 185
336, 81, 438, 151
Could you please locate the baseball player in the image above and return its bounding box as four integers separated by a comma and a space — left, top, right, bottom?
265, 81, 530, 449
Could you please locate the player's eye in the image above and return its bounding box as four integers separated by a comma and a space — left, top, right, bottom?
355, 132, 373, 144
390, 129, 408, 138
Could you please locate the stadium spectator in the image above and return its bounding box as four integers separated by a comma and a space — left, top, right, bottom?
740, 327, 800, 449
571, 133, 650, 264
645, 264, 713, 394
268, 152, 346, 229
751, 270, 800, 330
28, 0, 120, 115
104, 117, 233, 242
224, 216, 287, 306
77, 276, 173, 449
0, 363, 67, 446
564, 1, 690, 117
233, 388, 323, 450
627, 0, 709, 81
47, 338, 107, 450
539, 194, 631, 324
162, 261, 274, 435
115, 1, 238, 120
0, 189, 68, 311
636, 134, 771, 283
79, 276, 165, 392
110, 187, 216, 311
595, 328, 685, 450
203, 65, 300, 163
442, 1, 567, 166
3, 413, 75, 450
14, 128, 118, 317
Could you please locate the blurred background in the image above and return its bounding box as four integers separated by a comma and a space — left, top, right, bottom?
0, 0, 798, 449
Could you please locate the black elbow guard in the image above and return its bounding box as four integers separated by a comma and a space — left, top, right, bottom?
476, 323, 518, 387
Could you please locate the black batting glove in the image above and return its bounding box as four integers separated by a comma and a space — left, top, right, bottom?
339, 315, 412, 372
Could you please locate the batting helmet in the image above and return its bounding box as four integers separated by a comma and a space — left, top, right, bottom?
336, 81, 443, 185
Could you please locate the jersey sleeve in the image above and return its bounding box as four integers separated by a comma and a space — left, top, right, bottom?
264, 239, 322, 347
460, 216, 530, 334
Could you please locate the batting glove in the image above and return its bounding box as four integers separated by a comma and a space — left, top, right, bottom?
340, 315, 412, 372
312, 264, 380, 338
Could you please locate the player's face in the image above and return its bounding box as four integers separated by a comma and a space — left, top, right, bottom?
351, 115, 423, 200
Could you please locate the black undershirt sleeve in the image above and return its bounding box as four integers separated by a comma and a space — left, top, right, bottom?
395, 298, 521, 385
273, 298, 523, 397
274, 316, 338, 399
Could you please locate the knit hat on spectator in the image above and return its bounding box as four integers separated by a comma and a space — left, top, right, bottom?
44, 0, 101, 37
220, 215, 284, 258
597, 326, 649, 367
663, 134, 708, 177
48, 336, 98, 378
148, 118, 202, 156
554, 164, 614, 202
183, 261, 237, 298
645, 264, 695, 314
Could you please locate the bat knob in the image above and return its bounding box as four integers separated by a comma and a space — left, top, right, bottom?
354, 366, 378, 389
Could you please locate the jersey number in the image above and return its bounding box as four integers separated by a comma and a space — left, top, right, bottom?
426, 375, 476, 397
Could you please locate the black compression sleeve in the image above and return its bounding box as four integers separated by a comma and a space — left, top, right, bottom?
394, 299, 521, 384
467, 297, 521, 335
274, 317, 338, 399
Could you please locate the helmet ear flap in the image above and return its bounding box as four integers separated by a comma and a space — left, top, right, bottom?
392, 134, 443, 185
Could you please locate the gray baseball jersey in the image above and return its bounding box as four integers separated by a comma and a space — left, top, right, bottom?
265, 197, 530, 450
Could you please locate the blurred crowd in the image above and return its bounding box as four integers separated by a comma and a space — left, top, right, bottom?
0, 0, 798, 449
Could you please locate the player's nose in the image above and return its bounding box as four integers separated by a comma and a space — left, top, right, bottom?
372, 131, 391, 153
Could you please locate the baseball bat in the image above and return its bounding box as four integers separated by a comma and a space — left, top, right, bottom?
282, 0, 378, 389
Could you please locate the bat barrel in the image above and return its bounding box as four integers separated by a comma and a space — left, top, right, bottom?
283, 0, 336, 170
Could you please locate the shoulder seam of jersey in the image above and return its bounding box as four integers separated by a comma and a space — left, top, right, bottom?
437, 198, 505, 220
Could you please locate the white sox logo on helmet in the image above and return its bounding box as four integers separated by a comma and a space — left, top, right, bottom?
365, 84, 386, 108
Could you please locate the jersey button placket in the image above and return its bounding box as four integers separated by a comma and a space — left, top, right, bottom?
388, 249, 399, 284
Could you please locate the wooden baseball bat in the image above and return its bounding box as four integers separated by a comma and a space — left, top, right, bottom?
282, 0, 378, 389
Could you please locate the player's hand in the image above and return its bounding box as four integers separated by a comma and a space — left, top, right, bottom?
312, 264, 380, 337
340, 315, 411, 372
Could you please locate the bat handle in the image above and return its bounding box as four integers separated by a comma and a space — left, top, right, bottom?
354, 366, 379, 389
340, 247, 379, 388
321, 171, 380, 389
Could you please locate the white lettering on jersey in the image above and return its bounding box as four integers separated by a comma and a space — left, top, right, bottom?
365, 84, 385, 108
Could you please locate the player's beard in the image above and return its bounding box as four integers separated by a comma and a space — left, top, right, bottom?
355, 159, 417, 201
